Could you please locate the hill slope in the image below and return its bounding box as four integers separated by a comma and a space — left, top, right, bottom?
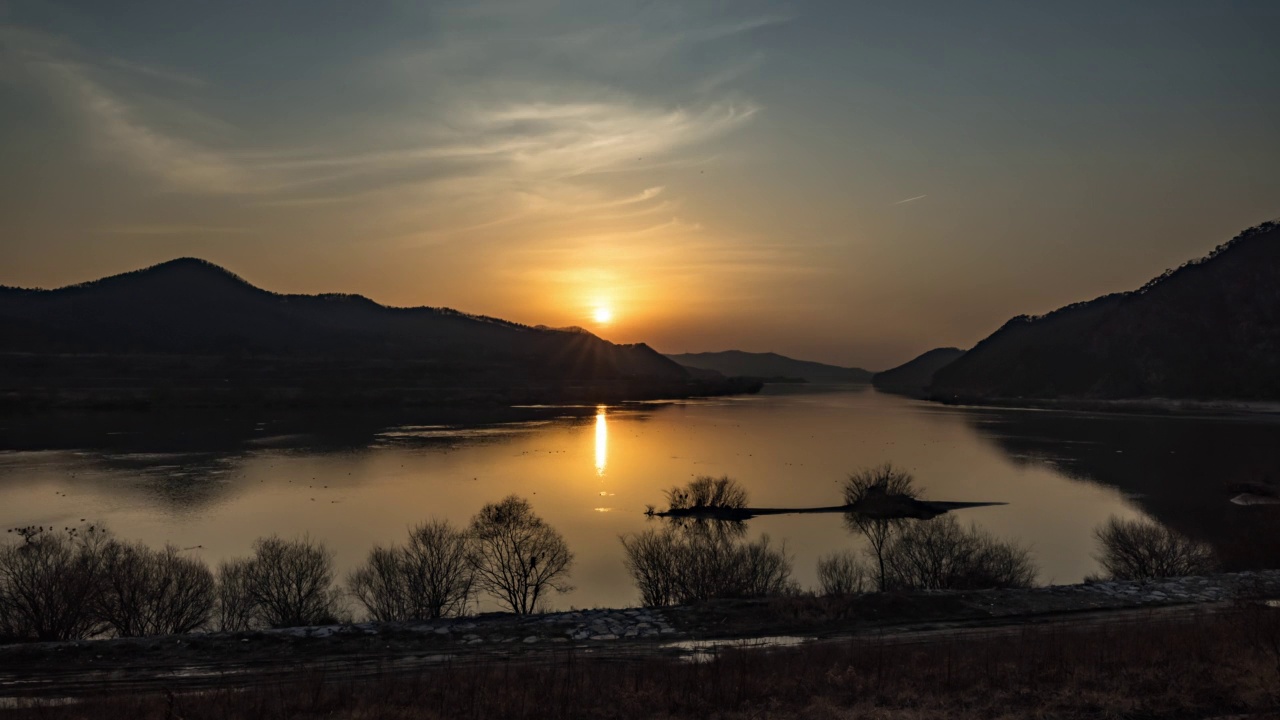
931, 221, 1280, 401
872, 348, 966, 396
666, 350, 872, 383
0, 259, 759, 408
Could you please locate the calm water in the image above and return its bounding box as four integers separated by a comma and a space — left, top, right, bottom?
2, 386, 1277, 611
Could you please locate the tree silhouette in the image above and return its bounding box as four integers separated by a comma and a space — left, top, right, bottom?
467, 496, 573, 615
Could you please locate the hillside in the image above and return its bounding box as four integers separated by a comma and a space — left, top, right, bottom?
665, 350, 872, 383
872, 348, 966, 397
0, 259, 758, 409
931, 221, 1280, 401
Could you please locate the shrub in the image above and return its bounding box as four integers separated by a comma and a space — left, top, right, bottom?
96, 541, 215, 637
842, 464, 919, 591
215, 558, 257, 632
1093, 516, 1218, 580
621, 527, 797, 606
817, 551, 870, 596
468, 496, 573, 614
666, 476, 748, 510
348, 520, 474, 621
882, 516, 1037, 591
218, 536, 343, 630
0, 525, 111, 641
619, 527, 683, 607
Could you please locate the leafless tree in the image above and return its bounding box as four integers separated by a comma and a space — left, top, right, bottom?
0, 525, 111, 641
216, 558, 257, 632
843, 464, 919, 591
621, 527, 796, 606
226, 536, 342, 629
348, 520, 474, 621
1093, 516, 1218, 580
817, 550, 871, 596
666, 476, 748, 511
347, 546, 405, 622
468, 496, 573, 614
882, 516, 1037, 590
620, 528, 683, 607
96, 541, 215, 637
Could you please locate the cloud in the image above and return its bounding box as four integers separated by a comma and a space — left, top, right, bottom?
99, 225, 250, 236
1, 28, 248, 194
1, 1, 778, 258
893, 194, 928, 205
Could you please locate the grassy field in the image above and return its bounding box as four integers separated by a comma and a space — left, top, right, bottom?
4, 601, 1279, 720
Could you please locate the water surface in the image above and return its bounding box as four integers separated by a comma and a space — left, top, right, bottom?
2, 386, 1275, 610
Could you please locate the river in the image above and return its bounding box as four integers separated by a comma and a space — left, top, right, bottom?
2, 385, 1276, 610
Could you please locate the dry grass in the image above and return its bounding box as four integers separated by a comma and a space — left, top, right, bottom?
4, 603, 1280, 719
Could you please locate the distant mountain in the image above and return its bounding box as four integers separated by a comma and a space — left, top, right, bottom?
665, 351, 873, 383
0, 259, 759, 409
872, 348, 966, 396
931, 221, 1280, 402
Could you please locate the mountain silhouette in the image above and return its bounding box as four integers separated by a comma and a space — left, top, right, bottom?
0, 259, 758, 409
931, 220, 1280, 401
665, 350, 872, 383
872, 347, 966, 397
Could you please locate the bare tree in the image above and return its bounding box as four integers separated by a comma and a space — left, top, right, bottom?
620, 528, 683, 607
468, 496, 573, 614
882, 516, 1037, 591
620, 527, 796, 606
347, 546, 406, 622
1093, 516, 1218, 580
233, 536, 342, 628
817, 551, 870, 596
842, 464, 919, 591
0, 525, 111, 641
666, 476, 748, 511
348, 520, 474, 621
97, 541, 215, 637
216, 558, 257, 632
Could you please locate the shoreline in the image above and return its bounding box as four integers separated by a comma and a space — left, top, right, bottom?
926, 393, 1280, 419
2, 569, 1277, 700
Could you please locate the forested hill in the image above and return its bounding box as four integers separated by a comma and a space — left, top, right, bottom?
930, 221, 1280, 401
0, 259, 759, 408
666, 350, 873, 383
872, 348, 965, 397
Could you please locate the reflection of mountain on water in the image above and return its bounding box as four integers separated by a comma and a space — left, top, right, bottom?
961, 408, 1280, 558
0, 405, 612, 513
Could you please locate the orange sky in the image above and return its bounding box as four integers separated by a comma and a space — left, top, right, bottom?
1, 1, 1277, 368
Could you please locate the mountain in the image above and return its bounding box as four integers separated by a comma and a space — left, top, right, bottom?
665, 350, 873, 383
872, 348, 966, 397
931, 221, 1280, 402
0, 258, 759, 409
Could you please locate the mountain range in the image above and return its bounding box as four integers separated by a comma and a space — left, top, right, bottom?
929, 221, 1280, 402
871, 348, 966, 397
0, 259, 757, 409
665, 351, 873, 383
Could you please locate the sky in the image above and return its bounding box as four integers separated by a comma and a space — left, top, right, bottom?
1, 1, 1277, 369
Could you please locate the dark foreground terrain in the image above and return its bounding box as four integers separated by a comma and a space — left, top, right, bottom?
3, 572, 1279, 719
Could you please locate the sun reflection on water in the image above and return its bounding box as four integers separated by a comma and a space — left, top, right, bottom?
594, 405, 608, 477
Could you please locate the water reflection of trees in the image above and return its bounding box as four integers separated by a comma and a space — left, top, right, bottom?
625, 477, 793, 605
959, 408, 1280, 567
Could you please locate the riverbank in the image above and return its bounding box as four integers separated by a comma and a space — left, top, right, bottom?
2, 570, 1278, 705
931, 393, 1280, 419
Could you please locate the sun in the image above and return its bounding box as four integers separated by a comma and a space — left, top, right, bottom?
592, 306, 613, 324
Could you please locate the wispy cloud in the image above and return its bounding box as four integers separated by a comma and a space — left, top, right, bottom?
99, 225, 250, 236
1, 1, 785, 288
893, 194, 928, 205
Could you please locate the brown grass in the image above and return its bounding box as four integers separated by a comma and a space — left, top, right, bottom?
4, 604, 1280, 719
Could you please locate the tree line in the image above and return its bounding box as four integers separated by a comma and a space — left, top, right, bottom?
0, 467, 1220, 643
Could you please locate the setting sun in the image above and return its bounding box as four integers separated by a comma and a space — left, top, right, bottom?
592, 307, 613, 324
